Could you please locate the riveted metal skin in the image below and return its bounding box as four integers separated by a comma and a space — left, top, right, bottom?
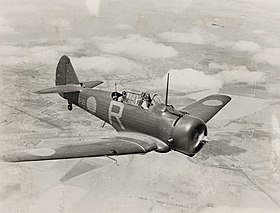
73, 87, 209, 157
76, 89, 178, 143
53, 55, 223, 157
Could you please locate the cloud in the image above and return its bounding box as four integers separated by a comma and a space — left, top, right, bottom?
215, 70, 265, 84
267, 84, 280, 96
153, 65, 266, 92
209, 63, 266, 84
0, 56, 27, 66
215, 40, 235, 48
50, 18, 71, 30
114, 24, 133, 31
0, 16, 15, 36
94, 34, 178, 60
0, 44, 83, 67
263, 35, 280, 47
152, 0, 193, 13
85, 0, 100, 17
153, 68, 222, 92
199, 206, 280, 213
252, 29, 266, 35
271, 114, 280, 163
232, 40, 261, 52
158, 32, 205, 45
92, 35, 122, 44
0, 25, 15, 35
72, 55, 142, 75
208, 62, 228, 70
158, 30, 219, 45
253, 48, 280, 67
216, 40, 261, 53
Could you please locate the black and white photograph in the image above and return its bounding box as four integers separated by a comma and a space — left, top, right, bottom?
0, 0, 280, 212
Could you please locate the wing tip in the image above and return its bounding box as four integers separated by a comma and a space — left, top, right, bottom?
2, 152, 18, 162
209, 94, 231, 103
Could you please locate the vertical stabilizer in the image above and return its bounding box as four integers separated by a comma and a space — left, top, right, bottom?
56, 55, 79, 86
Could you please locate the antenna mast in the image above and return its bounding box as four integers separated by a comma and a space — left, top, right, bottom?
165, 73, 170, 106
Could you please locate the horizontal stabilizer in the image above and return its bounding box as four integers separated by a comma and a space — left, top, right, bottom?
83, 81, 103, 88
35, 81, 103, 94
36, 84, 82, 94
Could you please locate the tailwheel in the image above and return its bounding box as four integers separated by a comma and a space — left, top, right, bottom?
67, 104, 73, 111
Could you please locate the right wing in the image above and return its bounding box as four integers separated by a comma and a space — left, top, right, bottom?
180, 94, 231, 123
3, 133, 167, 162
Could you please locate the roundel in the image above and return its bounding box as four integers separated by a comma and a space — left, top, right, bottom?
87, 97, 97, 113
202, 100, 223, 106
25, 148, 55, 156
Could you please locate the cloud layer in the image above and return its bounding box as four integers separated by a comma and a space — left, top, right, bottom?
216, 40, 261, 53
153, 68, 222, 92
114, 24, 133, 31
199, 206, 280, 213
93, 34, 178, 60
158, 32, 205, 45
153, 65, 265, 92
72, 55, 142, 75
209, 63, 266, 84
158, 30, 218, 45
0, 16, 15, 36
85, 0, 100, 17
232, 40, 261, 52
152, 0, 193, 13
253, 48, 280, 67
50, 18, 71, 31
0, 44, 83, 67
215, 70, 265, 84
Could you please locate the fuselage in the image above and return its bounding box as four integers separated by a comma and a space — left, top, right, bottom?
73, 89, 179, 143
64, 88, 208, 156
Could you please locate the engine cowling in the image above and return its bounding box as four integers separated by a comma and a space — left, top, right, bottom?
171, 114, 209, 156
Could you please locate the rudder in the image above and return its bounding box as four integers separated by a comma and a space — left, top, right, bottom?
56, 55, 79, 86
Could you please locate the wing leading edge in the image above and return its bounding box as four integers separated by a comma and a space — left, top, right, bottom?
180, 94, 231, 123
3, 134, 166, 162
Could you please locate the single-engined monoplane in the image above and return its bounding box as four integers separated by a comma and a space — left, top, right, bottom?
3, 55, 231, 162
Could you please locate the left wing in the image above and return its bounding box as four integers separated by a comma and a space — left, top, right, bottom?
3, 133, 167, 162
180, 94, 231, 123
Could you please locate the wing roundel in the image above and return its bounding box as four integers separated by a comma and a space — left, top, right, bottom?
3, 133, 168, 162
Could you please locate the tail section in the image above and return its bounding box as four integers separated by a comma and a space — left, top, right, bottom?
36, 55, 103, 111
56, 55, 79, 86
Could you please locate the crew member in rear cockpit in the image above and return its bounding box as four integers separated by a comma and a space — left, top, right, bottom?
141, 92, 152, 109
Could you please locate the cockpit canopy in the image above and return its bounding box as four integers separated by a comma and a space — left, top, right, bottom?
111, 90, 162, 109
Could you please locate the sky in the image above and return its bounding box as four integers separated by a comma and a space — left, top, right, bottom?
0, 0, 280, 96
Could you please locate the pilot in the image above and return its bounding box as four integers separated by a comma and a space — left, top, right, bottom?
145, 92, 152, 108
112, 92, 118, 101
111, 91, 121, 101
120, 91, 127, 102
